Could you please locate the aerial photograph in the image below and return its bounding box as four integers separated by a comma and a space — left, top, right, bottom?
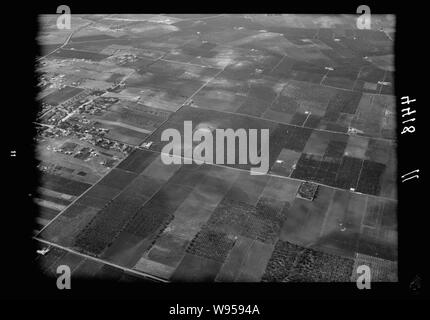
34, 14, 397, 283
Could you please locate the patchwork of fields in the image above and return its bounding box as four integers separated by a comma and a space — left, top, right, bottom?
36, 14, 397, 282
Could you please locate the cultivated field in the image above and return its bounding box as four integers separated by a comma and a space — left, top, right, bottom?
36, 14, 397, 281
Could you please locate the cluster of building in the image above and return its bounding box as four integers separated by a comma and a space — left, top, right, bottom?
111, 53, 138, 66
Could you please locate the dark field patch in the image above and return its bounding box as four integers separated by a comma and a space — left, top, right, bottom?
73, 195, 111, 210
38, 206, 60, 221
141, 182, 193, 213
285, 246, 354, 282
381, 200, 397, 230
282, 126, 313, 152
98, 168, 138, 190
261, 240, 301, 282
356, 160, 386, 195
206, 199, 258, 239
42, 86, 84, 106
290, 153, 321, 181
40, 173, 91, 196
166, 163, 206, 188
79, 184, 122, 202
116, 149, 158, 174
324, 140, 347, 158
120, 174, 164, 200
334, 156, 363, 189
170, 253, 223, 282
74, 193, 147, 255
186, 228, 236, 263
325, 91, 362, 117
263, 240, 355, 282
303, 114, 321, 128
120, 206, 168, 243
365, 139, 393, 164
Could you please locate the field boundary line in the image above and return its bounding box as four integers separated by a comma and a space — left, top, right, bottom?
136, 146, 398, 202
184, 103, 396, 143
34, 237, 169, 283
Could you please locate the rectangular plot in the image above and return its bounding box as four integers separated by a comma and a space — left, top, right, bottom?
235, 97, 270, 117
141, 182, 193, 214
344, 135, 369, 159
260, 176, 300, 203
140, 155, 182, 181
303, 114, 321, 128
124, 206, 174, 240
206, 199, 258, 238
365, 139, 393, 164
120, 174, 164, 200
40, 173, 91, 196
254, 197, 287, 244
381, 200, 397, 230
280, 186, 334, 246
303, 131, 332, 156
186, 228, 236, 263
98, 168, 138, 190
356, 160, 386, 196
324, 140, 347, 158
357, 226, 397, 261
286, 247, 354, 282
235, 240, 274, 282
134, 257, 176, 280
146, 232, 190, 267
284, 126, 313, 152
42, 86, 85, 106
215, 236, 254, 282
81, 184, 122, 202
290, 112, 308, 126
335, 156, 363, 190
261, 240, 301, 282
171, 253, 223, 282
73, 195, 111, 209
116, 149, 158, 174
223, 172, 269, 206
270, 149, 302, 177
39, 206, 60, 221
73, 193, 147, 255
167, 163, 206, 187
351, 253, 397, 282
327, 91, 362, 115
363, 197, 383, 228
99, 231, 156, 268
262, 109, 295, 125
